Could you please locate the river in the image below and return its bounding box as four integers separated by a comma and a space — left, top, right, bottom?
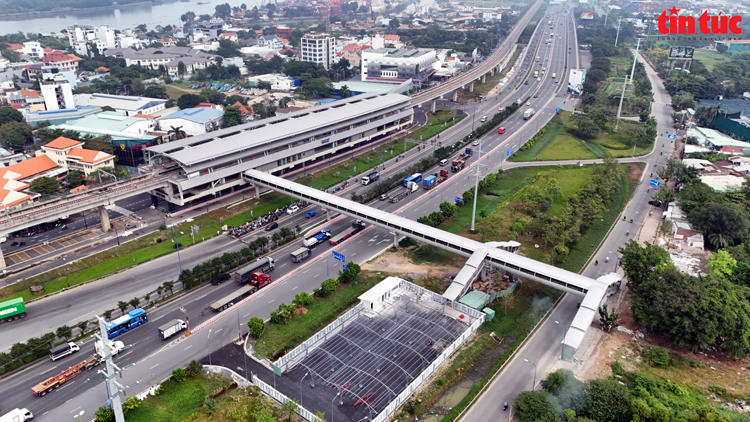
0, 0, 261, 35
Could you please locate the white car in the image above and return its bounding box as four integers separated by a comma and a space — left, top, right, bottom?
473, 140, 479, 146
287, 205, 299, 214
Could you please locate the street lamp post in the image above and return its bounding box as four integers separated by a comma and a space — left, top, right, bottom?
331, 392, 341, 422
207, 329, 213, 368
523, 359, 538, 390
114, 226, 120, 246
171, 227, 182, 275
300, 372, 308, 406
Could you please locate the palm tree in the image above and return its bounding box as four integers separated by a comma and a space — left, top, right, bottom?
168, 125, 186, 140
340, 85, 351, 99
709, 233, 733, 249
694, 105, 721, 126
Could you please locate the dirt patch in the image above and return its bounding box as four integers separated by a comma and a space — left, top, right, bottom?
362, 249, 461, 281
624, 162, 644, 183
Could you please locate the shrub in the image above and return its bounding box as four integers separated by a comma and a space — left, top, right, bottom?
321, 278, 339, 295
643, 346, 670, 368
186, 360, 203, 377
293, 292, 314, 307
171, 367, 187, 382
95, 406, 115, 422
248, 317, 266, 338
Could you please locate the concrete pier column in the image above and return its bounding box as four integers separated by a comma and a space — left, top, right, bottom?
255, 185, 260, 199
99, 205, 110, 233
469, 81, 475, 92
431, 99, 437, 113
0, 247, 6, 270
325, 209, 330, 221
481, 74, 486, 84
392, 231, 398, 248
150, 194, 159, 207
452, 90, 459, 102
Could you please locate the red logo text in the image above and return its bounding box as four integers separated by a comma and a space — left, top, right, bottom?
656, 6, 742, 35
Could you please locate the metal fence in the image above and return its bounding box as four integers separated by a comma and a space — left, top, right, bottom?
251, 373, 322, 422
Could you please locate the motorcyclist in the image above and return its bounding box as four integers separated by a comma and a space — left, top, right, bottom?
595, 260, 598, 265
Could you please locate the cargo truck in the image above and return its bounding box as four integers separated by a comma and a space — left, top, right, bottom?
303, 229, 332, 248
95, 339, 124, 357
329, 220, 366, 245
0, 297, 26, 323
406, 181, 420, 193
422, 175, 437, 190
32, 355, 101, 396
523, 108, 535, 119
0, 408, 33, 422
234, 257, 275, 284
49, 342, 80, 361
389, 191, 407, 203
250, 272, 273, 289
290, 247, 312, 263
210, 285, 256, 312
360, 172, 379, 185
451, 158, 465, 173
158, 319, 187, 340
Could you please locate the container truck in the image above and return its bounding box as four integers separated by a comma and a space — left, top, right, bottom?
49, 342, 80, 361
234, 257, 275, 284
422, 175, 437, 190
158, 319, 187, 340
32, 355, 101, 396
290, 247, 312, 263
523, 109, 535, 119
95, 339, 124, 357
328, 220, 366, 245
0, 408, 33, 422
360, 172, 379, 185
210, 285, 256, 312
406, 181, 420, 193
0, 297, 26, 323
389, 191, 407, 203
250, 272, 273, 289
451, 158, 465, 173
436, 170, 448, 184
303, 229, 332, 248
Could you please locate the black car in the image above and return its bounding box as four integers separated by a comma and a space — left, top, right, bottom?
265, 221, 279, 231
648, 200, 663, 207
211, 273, 231, 285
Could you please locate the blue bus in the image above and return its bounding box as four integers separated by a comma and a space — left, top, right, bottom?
403, 173, 423, 187
106, 308, 149, 338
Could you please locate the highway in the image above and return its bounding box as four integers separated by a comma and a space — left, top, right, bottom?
458, 18, 678, 422
1, 3, 595, 420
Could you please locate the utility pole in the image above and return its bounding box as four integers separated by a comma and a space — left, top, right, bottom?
628, 37, 641, 84
614, 38, 641, 132
470, 140, 482, 231
614, 18, 622, 46
97, 316, 125, 422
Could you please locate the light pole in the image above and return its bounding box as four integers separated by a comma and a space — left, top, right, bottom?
207, 329, 212, 368
290, 196, 296, 235
331, 392, 341, 422
523, 359, 537, 390
114, 226, 120, 246
171, 227, 182, 275
470, 139, 482, 231
300, 372, 308, 406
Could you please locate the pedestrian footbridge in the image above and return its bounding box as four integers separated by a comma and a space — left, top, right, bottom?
244, 169, 621, 356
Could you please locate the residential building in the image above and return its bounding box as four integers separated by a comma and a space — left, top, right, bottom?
39, 136, 115, 176
157, 107, 224, 136
0, 154, 60, 207
361, 48, 437, 82
73, 93, 168, 116
194, 18, 225, 39
41, 52, 81, 73
67, 25, 116, 56
257, 35, 284, 49
686, 126, 750, 150
22, 41, 43, 58
219, 32, 238, 43
40, 74, 75, 111
384, 35, 402, 48
166, 55, 216, 77
103, 46, 214, 71
301, 32, 336, 70
225, 101, 252, 122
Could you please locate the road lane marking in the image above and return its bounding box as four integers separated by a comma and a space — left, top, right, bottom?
69, 407, 81, 413
150, 363, 159, 369
268, 299, 275, 304
292, 286, 299, 290
184, 345, 193, 351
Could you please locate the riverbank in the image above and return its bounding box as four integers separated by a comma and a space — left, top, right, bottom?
0, 1, 154, 20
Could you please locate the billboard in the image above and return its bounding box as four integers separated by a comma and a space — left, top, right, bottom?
669, 46, 694, 60
580, 12, 594, 20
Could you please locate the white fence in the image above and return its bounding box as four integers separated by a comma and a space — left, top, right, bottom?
251, 373, 322, 422
371, 314, 484, 422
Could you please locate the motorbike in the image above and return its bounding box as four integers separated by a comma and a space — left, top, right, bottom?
503, 402, 509, 411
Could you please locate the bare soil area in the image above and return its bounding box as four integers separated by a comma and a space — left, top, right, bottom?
362, 249, 462, 282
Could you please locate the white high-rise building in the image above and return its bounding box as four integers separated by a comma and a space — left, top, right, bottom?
67, 25, 116, 56
40, 74, 75, 111
301, 32, 336, 70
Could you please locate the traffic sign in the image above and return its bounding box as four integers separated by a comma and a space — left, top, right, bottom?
556, 107, 561, 113
343, 265, 347, 271
332, 251, 345, 263
666, 103, 670, 106
507, 150, 514, 157
667, 134, 676, 140
455, 196, 462, 203
649, 179, 661, 187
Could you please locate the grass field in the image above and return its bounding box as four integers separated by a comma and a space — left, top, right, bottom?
409, 109, 467, 140
510, 111, 651, 161
693, 49, 729, 72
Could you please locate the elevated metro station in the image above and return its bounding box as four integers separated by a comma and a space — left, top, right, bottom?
144, 92, 413, 207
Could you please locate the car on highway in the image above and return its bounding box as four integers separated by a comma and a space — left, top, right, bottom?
439, 159, 448, 166
498, 107, 505, 113
265, 221, 279, 231
305, 210, 316, 218
524, 80, 528, 85
287, 205, 299, 214
10, 241, 18, 246
533, 93, 538, 98
498, 127, 506, 134
472, 140, 479, 146
648, 200, 663, 207
210, 273, 231, 285
526, 102, 531, 106
379, 193, 389, 200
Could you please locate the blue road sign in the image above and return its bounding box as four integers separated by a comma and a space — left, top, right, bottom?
553, 83, 559, 87
507, 150, 513, 157
343, 265, 347, 271
667, 134, 676, 139
556, 107, 561, 112
676, 129, 680, 134
666, 103, 671, 106
332, 251, 345, 263
649, 179, 661, 187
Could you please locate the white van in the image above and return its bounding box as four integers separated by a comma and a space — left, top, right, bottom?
480, 116, 487, 122
439, 159, 448, 166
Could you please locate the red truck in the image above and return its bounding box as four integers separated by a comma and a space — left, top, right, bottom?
250, 272, 272, 289
438, 169, 448, 183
